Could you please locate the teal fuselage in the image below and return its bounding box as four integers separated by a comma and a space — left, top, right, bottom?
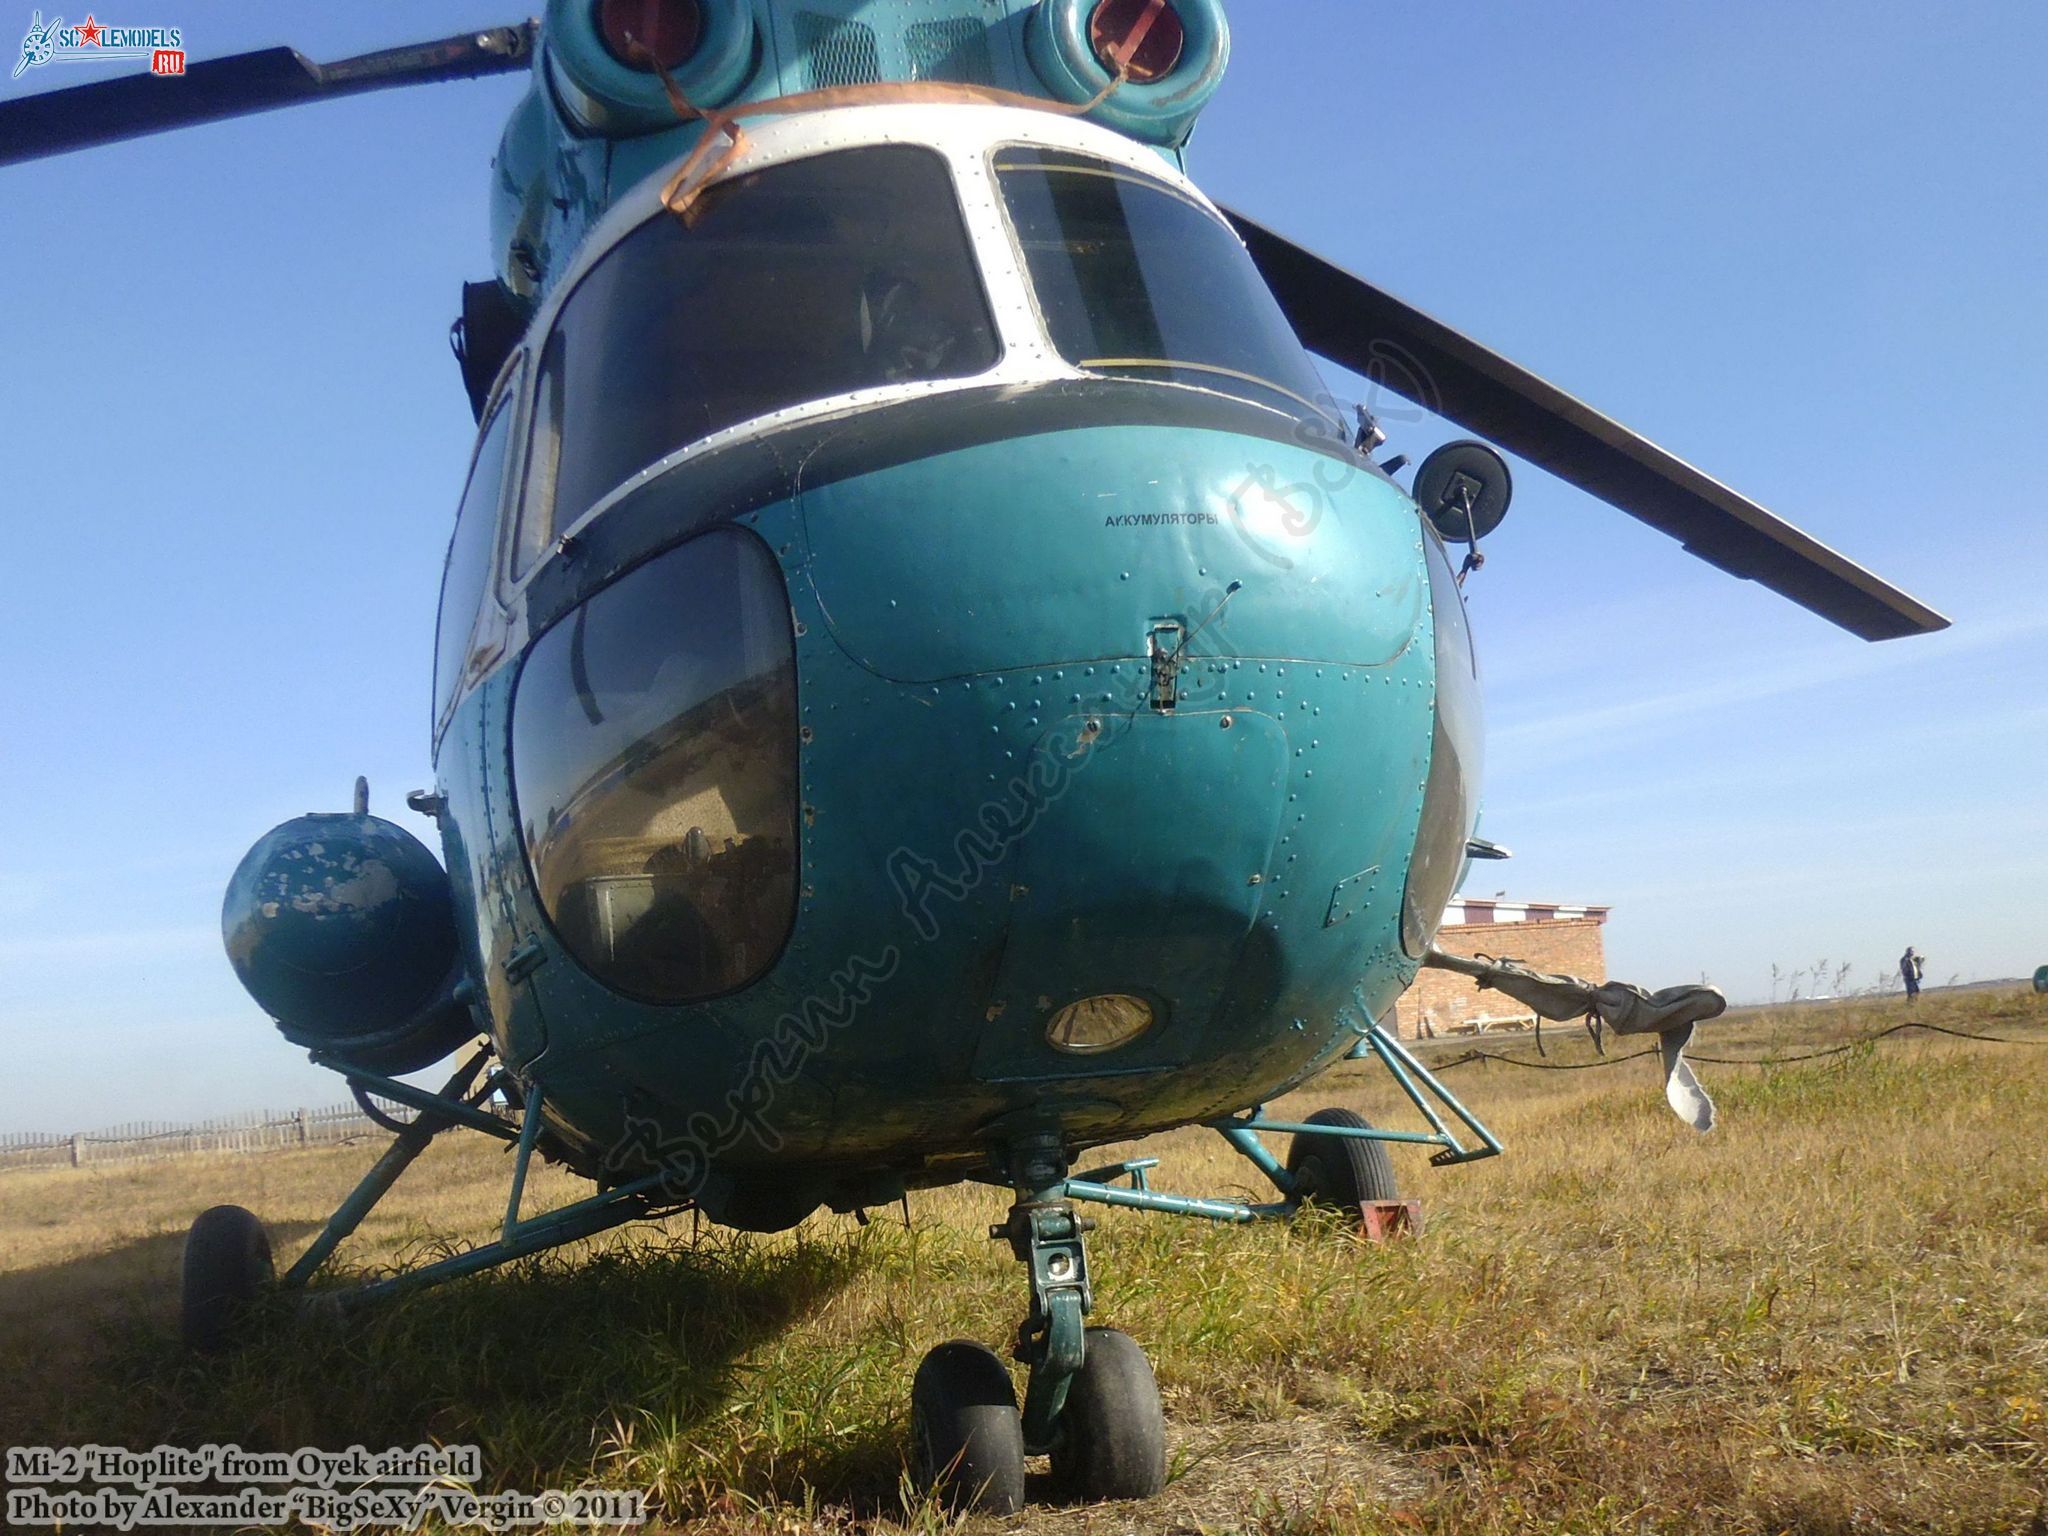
422, 0, 1476, 1228
434, 379, 1454, 1224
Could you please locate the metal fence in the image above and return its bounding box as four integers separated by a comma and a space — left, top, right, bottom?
0, 1102, 390, 1173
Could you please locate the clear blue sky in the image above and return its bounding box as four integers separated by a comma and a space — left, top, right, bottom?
2, 1, 2042, 1132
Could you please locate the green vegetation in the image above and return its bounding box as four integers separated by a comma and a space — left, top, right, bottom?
3, 988, 2044, 1533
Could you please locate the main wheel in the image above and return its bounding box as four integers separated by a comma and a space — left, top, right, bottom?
1285, 1107, 1399, 1211
1049, 1327, 1167, 1502
910, 1340, 1026, 1514
181, 1204, 273, 1354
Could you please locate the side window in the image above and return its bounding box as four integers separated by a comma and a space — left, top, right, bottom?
510, 332, 564, 583
433, 387, 517, 727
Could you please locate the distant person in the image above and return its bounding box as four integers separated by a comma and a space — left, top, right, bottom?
1899, 946, 1925, 1002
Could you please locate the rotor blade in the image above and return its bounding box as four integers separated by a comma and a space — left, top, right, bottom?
1227, 210, 1949, 642
0, 22, 535, 168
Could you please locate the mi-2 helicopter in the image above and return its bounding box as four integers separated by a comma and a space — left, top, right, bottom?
1, 0, 1947, 1515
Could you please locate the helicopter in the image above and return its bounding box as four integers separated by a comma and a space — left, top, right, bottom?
0, 0, 1949, 1515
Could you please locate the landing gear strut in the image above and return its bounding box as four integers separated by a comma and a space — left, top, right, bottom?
910, 1133, 1166, 1512
993, 1134, 1096, 1459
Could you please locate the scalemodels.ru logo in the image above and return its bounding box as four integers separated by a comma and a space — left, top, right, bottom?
13, 10, 185, 79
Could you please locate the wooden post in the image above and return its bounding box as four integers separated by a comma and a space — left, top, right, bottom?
69, 1133, 83, 1167
296, 1107, 309, 1145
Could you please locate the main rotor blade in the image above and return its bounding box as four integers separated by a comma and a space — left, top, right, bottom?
1227, 210, 1949, 642
0, 22, 535, 168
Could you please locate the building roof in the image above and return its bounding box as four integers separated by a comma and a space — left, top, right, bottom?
1442, 897, 1610, 927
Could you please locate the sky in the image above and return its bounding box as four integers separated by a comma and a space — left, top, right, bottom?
1, 1, 2043, 1132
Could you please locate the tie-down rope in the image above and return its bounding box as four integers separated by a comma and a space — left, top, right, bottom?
1425, 1017, 2047, 1073
625, 4, 1158, 219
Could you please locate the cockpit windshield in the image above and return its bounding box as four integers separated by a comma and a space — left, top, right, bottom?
994, 146, 1332, 422
523, 143, 999, 552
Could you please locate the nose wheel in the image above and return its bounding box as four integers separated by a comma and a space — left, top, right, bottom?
1047, 1326, 1167, 1501
909, 1133, 1166, 1510
910, 1340, 1027, 1513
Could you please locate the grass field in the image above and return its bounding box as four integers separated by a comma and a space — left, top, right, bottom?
4, 988, 2046, 1534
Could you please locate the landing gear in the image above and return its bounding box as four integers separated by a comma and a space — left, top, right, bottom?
910, 1341, 1026, 1514
908, 1133, 1167, 1510
899, 1069, 1498, 1505
1048, 1326, 1167, 1501
180, 1204, 273, 1353
1285, 1107, 1399, 1210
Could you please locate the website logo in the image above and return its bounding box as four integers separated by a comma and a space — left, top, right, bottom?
14, 11, 184, 80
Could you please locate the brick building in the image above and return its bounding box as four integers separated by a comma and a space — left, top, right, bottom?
1391, 897, 1610, 1040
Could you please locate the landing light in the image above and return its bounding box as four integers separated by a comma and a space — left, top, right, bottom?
1089, 0, 1186, 83
596, 0, 704, 70
1046, 993, 1156, 1054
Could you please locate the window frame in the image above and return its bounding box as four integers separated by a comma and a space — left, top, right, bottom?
505, 327, 565, 593
433, 354, 527, 746
986, 141, 1339, 426
502, 142, 1007, 590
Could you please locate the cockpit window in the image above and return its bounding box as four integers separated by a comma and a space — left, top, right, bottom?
526, 144, 999, 550
433, 383, 517, 730
511, 528, 798, 1003
994, 146, 1332, 421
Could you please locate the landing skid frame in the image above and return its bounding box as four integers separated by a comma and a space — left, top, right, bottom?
1060, 1022, 1502, 1223
197, 1021, 1497, 1338
271, 1051, 686, 1310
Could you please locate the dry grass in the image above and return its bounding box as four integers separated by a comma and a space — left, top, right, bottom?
2, 988, 2045, 1534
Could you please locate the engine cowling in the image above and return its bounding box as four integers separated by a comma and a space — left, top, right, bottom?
222, 811, 476, 1075
543, 0, 759, 137
1028, 0, 1230, 147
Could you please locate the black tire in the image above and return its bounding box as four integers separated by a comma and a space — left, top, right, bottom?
1049, 1327, 1167, 1502
910, 1340, 1026, 1515
181, 1204, 273, 1354
1285, 1107, 1399, 1211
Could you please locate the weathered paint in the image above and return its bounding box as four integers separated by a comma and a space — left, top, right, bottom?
427, 402, 1444, 1220
221, 812, 476, 1073
350, 97, 1474, 1231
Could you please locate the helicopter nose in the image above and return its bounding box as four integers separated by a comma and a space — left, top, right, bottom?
787, 403, 1437, 1090
798, 411, 1424, 681
963, 701, 1291, 1082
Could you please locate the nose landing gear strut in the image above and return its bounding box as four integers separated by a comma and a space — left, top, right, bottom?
910, 1133, 1166, 1513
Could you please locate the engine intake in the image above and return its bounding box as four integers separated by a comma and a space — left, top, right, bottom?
544, 0, 758, 135
1028, 0, 1229, 147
